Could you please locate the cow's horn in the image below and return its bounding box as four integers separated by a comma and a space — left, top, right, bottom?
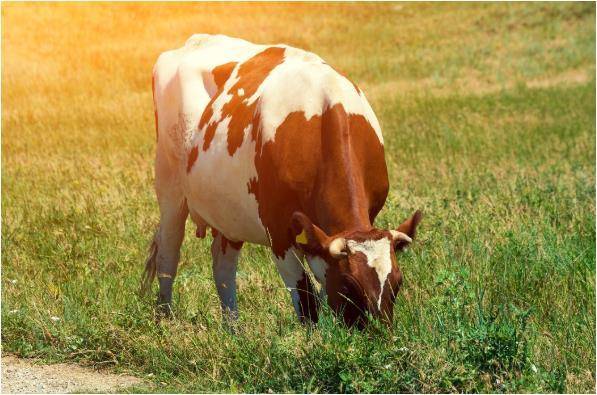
390, 230, 412, 243
328, 238, 347, 258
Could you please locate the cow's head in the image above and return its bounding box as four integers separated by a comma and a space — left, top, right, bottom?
292, 210, 422, 328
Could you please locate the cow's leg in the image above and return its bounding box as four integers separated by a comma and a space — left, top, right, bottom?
211, 230, 243, 321
141, 141, 189, 317
273, 248, 319, 323
154, 199, 188, 316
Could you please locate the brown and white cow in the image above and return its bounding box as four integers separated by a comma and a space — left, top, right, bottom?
142, 34, 421, 327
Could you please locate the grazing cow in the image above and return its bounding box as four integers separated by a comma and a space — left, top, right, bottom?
142, 34, 421, 327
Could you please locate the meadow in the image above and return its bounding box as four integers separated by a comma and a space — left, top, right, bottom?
1, 2, 595, 393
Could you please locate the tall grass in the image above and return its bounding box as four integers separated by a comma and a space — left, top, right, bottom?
2, 2, 595, 392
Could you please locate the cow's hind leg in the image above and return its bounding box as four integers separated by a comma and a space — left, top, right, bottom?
157, 201, 188, 314
141, 198, 188, 317
274, 247, 319, 323
142, 147, 189, 315
211, 230, 243, 321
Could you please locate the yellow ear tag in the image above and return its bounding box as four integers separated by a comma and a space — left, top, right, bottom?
296, 230, 308, 245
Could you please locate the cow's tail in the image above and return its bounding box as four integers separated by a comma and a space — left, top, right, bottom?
140, 229, 159, 296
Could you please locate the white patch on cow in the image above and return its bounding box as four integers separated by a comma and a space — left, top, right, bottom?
307, 255, 328, 287
237, 88, 244, 97
250, 46, 383, 145
346, 238, 392, 309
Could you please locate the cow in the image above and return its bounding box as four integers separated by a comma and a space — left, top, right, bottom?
141, 34, 421, 328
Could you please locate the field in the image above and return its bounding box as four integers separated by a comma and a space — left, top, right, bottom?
1, 2, 595, 393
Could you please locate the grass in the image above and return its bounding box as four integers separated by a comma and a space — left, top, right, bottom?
1, 2, 595, 393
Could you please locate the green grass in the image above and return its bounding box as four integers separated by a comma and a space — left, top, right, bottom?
2, 2, 595, 393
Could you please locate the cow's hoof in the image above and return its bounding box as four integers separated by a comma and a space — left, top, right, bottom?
155, 302, 173, 321
221, 311, 239, 334
223, 320, 240, 335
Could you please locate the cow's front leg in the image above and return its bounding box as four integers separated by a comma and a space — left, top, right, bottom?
211, 230, 243, 321
273, 247, 319, 323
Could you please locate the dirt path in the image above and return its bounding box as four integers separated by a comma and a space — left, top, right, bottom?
1, 355, 144, 394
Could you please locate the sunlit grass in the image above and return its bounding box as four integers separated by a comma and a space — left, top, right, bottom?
2, 2, 595, 393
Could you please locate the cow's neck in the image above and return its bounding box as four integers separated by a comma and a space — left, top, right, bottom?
311, 106, 373, 236
314, 190, 372, 236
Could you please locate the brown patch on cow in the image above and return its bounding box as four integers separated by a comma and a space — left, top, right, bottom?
344, 228, 390, 243
347, 114, 389, 224
211, 62, 238, 91
202, 123, 218, 151
198, 105, 213, 130
198, 105, 216, 151
249, 103, 388, 257
250, 110, 322, 256
187, 146, 198, 172
199, 47, 286, 154
211, 228, 243, 253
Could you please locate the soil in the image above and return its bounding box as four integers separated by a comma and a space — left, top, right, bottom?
1, 354, 144, 394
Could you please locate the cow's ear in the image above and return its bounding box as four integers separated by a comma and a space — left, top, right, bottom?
394, 210, 422, 252
291, 212, 329, 254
